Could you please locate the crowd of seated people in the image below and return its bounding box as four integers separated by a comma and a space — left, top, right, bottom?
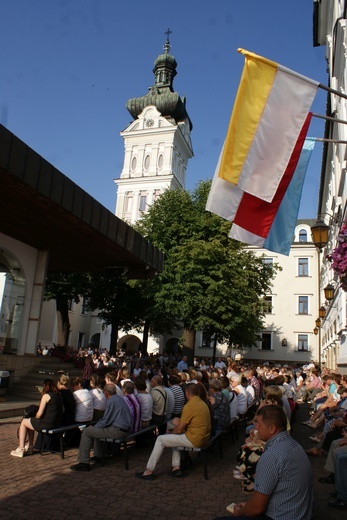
15, 350, 347, 510
300, 370, 347, 456
295, 367, 347, 509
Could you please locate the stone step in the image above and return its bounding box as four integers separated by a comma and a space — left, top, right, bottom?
6, 357, 82, 400
7, 387, 42, 400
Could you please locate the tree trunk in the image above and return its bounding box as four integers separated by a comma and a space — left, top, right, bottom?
212, 333, 218, 367
56, 298, 70, 346
182, 328, 195, 367
142, 319, 150, 355
109, 318, 119, 356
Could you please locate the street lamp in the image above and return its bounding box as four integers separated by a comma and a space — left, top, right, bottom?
319, 306, 327, 318
310, 219, 330, 250
324, 283, 335, 302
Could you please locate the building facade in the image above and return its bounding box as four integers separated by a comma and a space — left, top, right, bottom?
244, 222, 320, 365
313, 0, 347, 374
194, 222, 320, 364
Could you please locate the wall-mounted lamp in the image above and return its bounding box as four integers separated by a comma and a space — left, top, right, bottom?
324, 283, 336, 302
315, 317, 322, 328
313, 327, 319, 336
310, 219, 330, 250
281, 338, 288, 347
319, 306, 327, 318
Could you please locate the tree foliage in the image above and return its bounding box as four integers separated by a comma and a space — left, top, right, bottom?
135, 180, 276, 348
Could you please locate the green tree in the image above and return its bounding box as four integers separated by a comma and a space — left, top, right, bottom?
135, 180, 276, 360
86, 271, 146, 355
44, 272, 89, 346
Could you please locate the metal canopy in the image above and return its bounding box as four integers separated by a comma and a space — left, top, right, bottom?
0, 124, 164, 278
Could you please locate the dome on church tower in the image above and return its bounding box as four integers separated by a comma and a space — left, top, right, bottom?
126, 33, 192, 131
153, 51, 177, 70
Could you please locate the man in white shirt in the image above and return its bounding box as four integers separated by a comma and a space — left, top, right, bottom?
71, 377, 94, 422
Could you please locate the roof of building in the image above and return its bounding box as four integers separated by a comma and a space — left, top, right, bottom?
0, 124, 164, 278
296, 218, 316, 227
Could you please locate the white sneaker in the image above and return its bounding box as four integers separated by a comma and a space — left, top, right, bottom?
233, 470, 247, 480
11, 447, 25, 458
24, 443, 33, 455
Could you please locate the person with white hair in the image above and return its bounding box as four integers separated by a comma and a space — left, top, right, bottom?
229, 373, 248, 415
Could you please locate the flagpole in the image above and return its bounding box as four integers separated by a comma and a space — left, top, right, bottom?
311, 137, 347, 144
319, 83, 347, 101
312, 113, 347, 125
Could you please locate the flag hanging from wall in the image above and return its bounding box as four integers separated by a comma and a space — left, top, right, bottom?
206, 48, 318, 255
216, 48, 318, 202
229, 137, 315, 255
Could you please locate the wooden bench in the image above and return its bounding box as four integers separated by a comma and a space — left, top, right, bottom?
176, 430, 224, 480
40, 423, 90, 459
101, 422, 163, 470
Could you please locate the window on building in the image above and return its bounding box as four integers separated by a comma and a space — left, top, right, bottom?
262, 257, 274, 273
125, 192, 133, 212
131, 156, 137, 171
298, 334, 308, 351
299, 229, 308, 242
139, 195, 147, 212
260, 332, 272, 350
264, 295, 273, 314
78, 332, 85, 349
81, 296, 87, 315
68, 299, 75, 312
201, 330, 213, 348
298, 258, 309, 276
144, 155, 150, 170
298, 296, 309, 315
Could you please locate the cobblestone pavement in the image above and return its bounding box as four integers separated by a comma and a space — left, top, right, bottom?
0, 404, 343, 520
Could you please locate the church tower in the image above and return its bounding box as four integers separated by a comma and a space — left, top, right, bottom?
115, 31, 194, 223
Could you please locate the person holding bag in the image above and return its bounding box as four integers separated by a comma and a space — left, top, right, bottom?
11, 379, 63, 458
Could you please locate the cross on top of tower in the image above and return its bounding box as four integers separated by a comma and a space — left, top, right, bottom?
163, 28, 172, 54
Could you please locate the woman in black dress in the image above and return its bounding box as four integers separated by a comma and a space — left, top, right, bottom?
11, 379, 63, 458
57, 374, 76, 426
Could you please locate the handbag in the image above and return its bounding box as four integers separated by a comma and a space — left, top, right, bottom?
23, 404, 39, 418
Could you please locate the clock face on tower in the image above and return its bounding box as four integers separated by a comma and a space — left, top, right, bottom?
145, 118, 154, 128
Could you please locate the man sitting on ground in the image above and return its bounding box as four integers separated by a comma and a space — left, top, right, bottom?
135, 382, 211, 479
70, 383, 132, 472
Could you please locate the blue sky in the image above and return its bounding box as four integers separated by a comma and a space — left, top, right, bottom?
1, 0, 327, 219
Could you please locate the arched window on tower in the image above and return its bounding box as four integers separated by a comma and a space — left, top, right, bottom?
299, 229, 308, 242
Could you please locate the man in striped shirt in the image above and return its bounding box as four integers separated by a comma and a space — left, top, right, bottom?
216, 405, 313, 519
168, 375, 186, 417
